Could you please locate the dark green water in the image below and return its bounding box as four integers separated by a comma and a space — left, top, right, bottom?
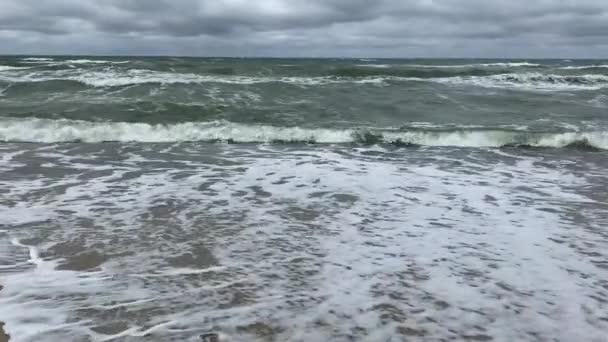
1, 57, 608, 341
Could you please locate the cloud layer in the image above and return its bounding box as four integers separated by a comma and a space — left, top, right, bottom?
1, 0, 607, 57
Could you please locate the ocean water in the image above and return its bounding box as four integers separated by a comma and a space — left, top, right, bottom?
0, 56, 607, 341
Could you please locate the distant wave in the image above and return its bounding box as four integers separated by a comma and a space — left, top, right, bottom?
402, 62, 542, 68
434, 73, 608, 91
65, 59, 130, 64
355, 62, 542, 68
1, 68, 607, 91
0, 65, 30, 71
1, 118, 606, 150
20, 58, 128, 66
0, 69, 386, 87
331, 66, 506, 78
558, 65, 608, 70
355, 64, 392, 68
21, 57, 54, 62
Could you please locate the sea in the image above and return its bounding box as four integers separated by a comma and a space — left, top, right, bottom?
0, 56, 607, 341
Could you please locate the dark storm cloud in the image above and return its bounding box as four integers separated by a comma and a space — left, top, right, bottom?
0, 0, 607, 57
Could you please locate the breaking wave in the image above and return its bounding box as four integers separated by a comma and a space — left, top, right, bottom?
1, 118, 606, 149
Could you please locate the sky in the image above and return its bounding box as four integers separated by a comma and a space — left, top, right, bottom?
1, 0, 607, 58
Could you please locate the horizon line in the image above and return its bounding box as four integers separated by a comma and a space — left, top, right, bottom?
0, 53, 605, 60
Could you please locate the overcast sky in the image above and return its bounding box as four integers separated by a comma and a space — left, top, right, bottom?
1, 0, 607, 58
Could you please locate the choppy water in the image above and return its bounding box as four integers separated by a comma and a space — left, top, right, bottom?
1, 57, 608, 341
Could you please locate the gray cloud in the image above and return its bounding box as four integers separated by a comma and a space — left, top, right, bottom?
0, 0, 607, 57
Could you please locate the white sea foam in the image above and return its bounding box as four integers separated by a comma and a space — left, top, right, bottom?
0, 118, 606, 149
0, 141, 606, 340
0, 118, 354, 143
0, 240, 144, 341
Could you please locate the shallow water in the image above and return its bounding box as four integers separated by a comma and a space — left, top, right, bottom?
1, 142, 607, 341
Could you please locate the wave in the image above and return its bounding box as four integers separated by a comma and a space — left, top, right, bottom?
65, 59, 130, 64
435, 73, 608, 91
1, 118, 606, 149
479, 62, 541, 67
18, 58, 128, 67
20, 57, 54, 63
401, 62, 542, 69
331, 66, 506, 78
558, 65, 608, 70
1, 68, 606, 91
0, 66, 30, 71
331, 69, 608, 90
0, 69, 387, 87
354, 62, 541, 69
355, 64, 392, 68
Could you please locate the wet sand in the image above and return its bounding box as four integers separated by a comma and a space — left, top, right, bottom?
0, 285, 9, 342
0, 323, 8, 342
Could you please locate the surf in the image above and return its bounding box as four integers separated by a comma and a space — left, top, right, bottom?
1, 118, 606, 150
